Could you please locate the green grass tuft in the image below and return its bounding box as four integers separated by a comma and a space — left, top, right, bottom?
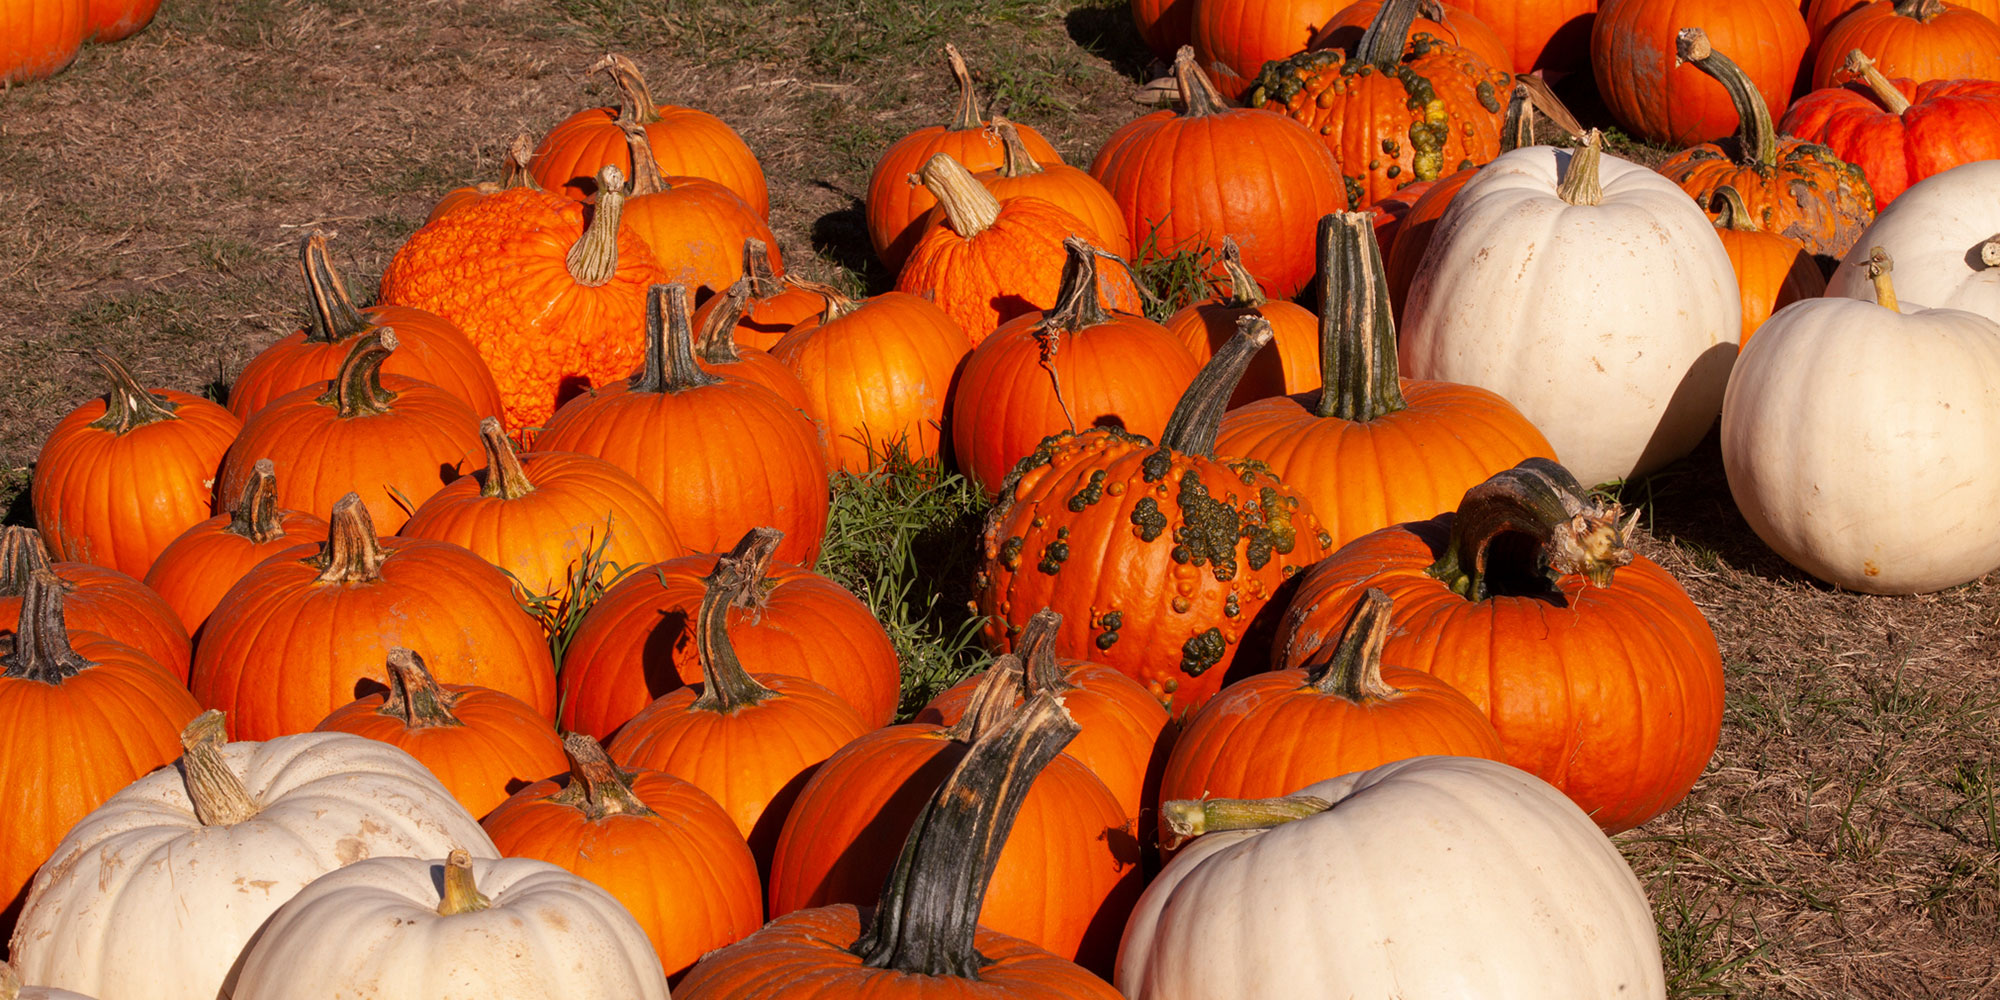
1126, 226, 1219, 323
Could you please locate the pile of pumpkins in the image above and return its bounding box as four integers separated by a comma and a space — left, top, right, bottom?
2, 0, 162, 85
8, 0, 2000, 991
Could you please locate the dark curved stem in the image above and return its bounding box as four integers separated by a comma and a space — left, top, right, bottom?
379, 648, 467, 729
944, 43, 984, 131
1675, 28, 1777, 170
0, 527, 51, 599
593, 53, 663, 125
1159, 316, 1274, 458
687, 537, 781, 714
476, 417, 537, 500
88, 352, 180, 433
1424, 459, 1635, 600
1015, 608, 1076, 697
315, 329, 399, 417
1042, 238, 1113, 336
0, 569, 91, 684
299, 232, 371, 344
697, 280, 753, 364
1314, 212, 1408, 422
630, 284, 723, 395
1356, 0, 1426, 68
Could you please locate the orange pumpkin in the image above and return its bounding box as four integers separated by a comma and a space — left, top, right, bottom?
1216, 213, 1556, 550
0, 0, 85, 85
616, 122, 782, 304
690, 239, 829, 352
33, 353, 240, 580
191, 493, 557, 741
482, 735, 764, 981
1191, 0, 1347, 101
1592, 0, 1808, 146
1454, 0, 1598, 73
1164, 238, 1321, 408
1812, 0, 2000, 88
1, 526, 191, 682
1709, 186, 1827, 344
1314, 0, 1514, 76
691, 280, 814, 413
83, 0, 158, 41
144, 459, 331, 636
316, 648, 568, 819
975, 119, 1133, 258
532, 54, 769, 218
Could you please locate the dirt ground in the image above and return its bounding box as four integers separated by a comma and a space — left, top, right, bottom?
2, 1, 1996, 995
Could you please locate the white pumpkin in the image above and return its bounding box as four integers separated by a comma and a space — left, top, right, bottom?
8, 712, 498, 1000
1826, 160, 2000, 323
1722, 249, 2000, 594
1115, 756, 1666, 1000
0, 962, 94, 1000
1400, 131, 1741, 487
228, 851, 670, 1000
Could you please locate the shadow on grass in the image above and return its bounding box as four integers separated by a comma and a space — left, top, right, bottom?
1063, 2, 1156, 81
809, 190, 894, 294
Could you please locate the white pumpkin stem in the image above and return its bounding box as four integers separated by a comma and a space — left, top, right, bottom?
1865, 246, 1899, 311
566, 165, 627, 287
1979, 236, 2000, 270
0, 960, 19, 1000
1158, 794, 1334, 850
1304, 588, 1400, 702
437, 849, 492, 916
918, 153, 1001, 238
1557, 131, 1605, 207
180, 710, 260, 827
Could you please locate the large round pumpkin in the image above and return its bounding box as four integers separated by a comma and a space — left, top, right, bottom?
1592, 0, 1808, 146
1823, 159, 2000, 321
1781, 50, 2000, 211
0, 0, 85, 85
1811, 0, 2000, 89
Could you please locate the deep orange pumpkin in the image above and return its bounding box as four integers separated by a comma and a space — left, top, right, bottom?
1164, 238, 1321, 408
0, 526, 191, 683
1246, 0, 1513, 212
0, 0, 85, 85
1158, 587, 1503, 804
144, 459, 331, 636
1656, 28, 1875, 261
231, 233, 504, 423
1812, 0, 2000, 88
378, 165, 666, 434
560, 527, 899, 739
1191, 0, 1347, 100
1783, 49, 2000, 210
616, 122, 782, 304
949, 240, 1199, 498
535, 285, 831, 567
1708, 186, 1827, 343
398, 418, 683, 607
689, 239, 829, 352
1454, 0, 1599, 72
976, 320, 1334, 712
191, 493, 557, 741
766, 674, 1140, 976
681, 695, 1122, 1000
83, 0, 158, 41
482, 734, 764, 982
1592, 0, 1808, 146
315, 647, 568, 819
216, 329, 484, 536
428, 135, 539, 224
605, 543, 869, 870
0, 569, 201, 940
1133, 0, 1197, 58
1800, 0, 2000, 71
976, 119, 1134, 259
1091, 47, 1347, 299
532, 54, 769, 218
1216, 213, 1556, 550
690, 280, 813, 413
867, 44, 1064, 273
1271, 458, 1725, 833
33, 353, 240, 580
769, 283, 973, 474
1314, 0, 1514, 76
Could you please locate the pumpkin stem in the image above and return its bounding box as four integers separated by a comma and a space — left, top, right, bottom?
919, 154, 1002, 238
1303, 588, 1399, 701
943, 43, 985, 131
1356, 0, 1426, 68
717, 527, 784, 612
179, 710, 260, 826
437, 849, 492, 916
475, 417, 537, 500
786, 276, 861, 325
501, 133, 540, 190
225, 458, 290, 544
1866, 246, 1899, 312
1314, 212, 1408, 422
1841, 50, 1912, 114
0, 960, 20, 1000
1708, 186, 1761, 233
688, 537, 783, 714
1675, 29, 1778, 170
697, 279, 754, 364
991, 117, 1045, 178
618, 120, 669, 198
1557, 130, 1605, 207
1171, 46, 1230, 118
0, 527, 51, 599
1043, 237, 1114, 335
553, 733, 658, 820
310, 492, 389, 585
316, 328, 400, 418
0, 569, 91, 685
567, 164, 628, 287
850, 691, 1079, 977
939, 653, 1026, 743
741, 237, 783, 297
1890, 0, 1946, 20
1503, 83, 1536, 151
1212, 238, 1268, 308
1016, 608, 1078, 697
1425, 458, 1634, 600
593, 53, 663, 126
631, 284, 724, 394
378, 648, 468, 730
1981, 237, 2000, 270
1159, 316, 1275, 459
87, 351, 180, 433
1157, 793, 1332, 849
298, 231, 373, 345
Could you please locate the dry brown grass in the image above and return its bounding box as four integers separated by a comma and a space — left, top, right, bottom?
2, 2, 1996, 995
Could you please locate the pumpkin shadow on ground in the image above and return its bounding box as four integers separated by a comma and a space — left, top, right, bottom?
808, 190, 892, 294
1063, 4, 1155, 81
1618, 428, 1822, 588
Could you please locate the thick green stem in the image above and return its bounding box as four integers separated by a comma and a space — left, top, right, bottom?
0, 569, 91, 685
1558, 130, 1605, 207
315, 329, 399, 418
688, 536, 781, 715
88, 352, 180, 433
920, 154, 1001, 237
298, 232, 372, 344
851, 692, 1079, 977
226, 458, 290, 544
1159, 316, 1274, 458
1676, 28, 1777, 170
631, 284, 723, 394
568, 164, 628, 287
378, 648, 467, 730
1709, 186, 1761, 233
1425, 458, 1635, 600
437, 849, 491, 916
1304, 588, 1398, 701
593, 53, 663, 125
1504, 83, 1536, 151
1171, 46, 1229, 117
476, 417, 537, 500
552, 733, 658, 820
943, 43, 984, 131
309, 493, 388, 585
1866, 246, 1899, 311
180, 710, 259, 826
1356, 0, 1426, 68
1314, 212, 1408, 422
1158, 794, 1333, 850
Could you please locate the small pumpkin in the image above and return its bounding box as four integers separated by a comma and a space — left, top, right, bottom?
616, 122, 782, 303
143, 459, 330, 636
32, 352, 240, 580
690, 280, 813, 412
1163, 238, 1321, 408
1781, 49, 2000, 211
1811, 0, 2000, 89
428, 134, 539, 223
1591, 0, 1809, 146
976, 118, 1133, 258
1, 526, 191, 682
689, 239, 829, 352
1707, 185, 1827, 344
82, 0, 157, 42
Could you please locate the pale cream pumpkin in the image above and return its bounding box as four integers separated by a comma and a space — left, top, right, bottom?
1400, 131, 1741, 487
1115, 756, 1666, 1000
1825, 161, 2000, 324
0, 963, 94, 1000
1722, 249, 2000, 594
227, 850, 670, 999
7, 712, 496, 1000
